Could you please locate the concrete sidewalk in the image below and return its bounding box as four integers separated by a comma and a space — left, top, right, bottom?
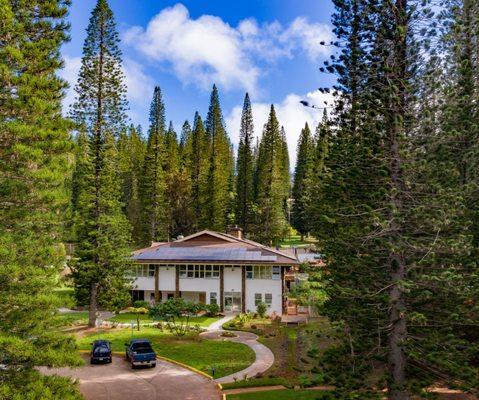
200, 329, 274, 383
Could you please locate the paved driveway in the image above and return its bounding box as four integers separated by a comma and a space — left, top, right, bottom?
42, 355, 220, 400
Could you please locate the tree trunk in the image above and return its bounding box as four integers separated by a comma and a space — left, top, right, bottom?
88, 282, 98, 328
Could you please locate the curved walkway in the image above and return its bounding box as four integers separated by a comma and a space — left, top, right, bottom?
200, 318, 275, 384
41, 354, 220, 400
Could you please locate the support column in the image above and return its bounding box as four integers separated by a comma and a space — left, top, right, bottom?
241, 266, 246, 312
175, 265, 180, 298
220, 265, 224, 312
281, 266, 286, 315
154, 265, 160, 303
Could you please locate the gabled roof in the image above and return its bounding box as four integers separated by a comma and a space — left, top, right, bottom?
132, 230, 299, 265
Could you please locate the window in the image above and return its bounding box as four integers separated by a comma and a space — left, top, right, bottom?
265, 293, 272, 307
179, 265, 220, 279
272, 266, 281, 280
255, 293, 262, 306
246, 266, 273, 280
210, 292, 217, 305
148, 265, 156, 277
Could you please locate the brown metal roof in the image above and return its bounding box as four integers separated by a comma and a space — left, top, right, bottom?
132, 230, 299, 265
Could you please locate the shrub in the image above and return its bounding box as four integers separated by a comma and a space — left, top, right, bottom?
205, 302, 220, 317
133, 300, 150, 309
256, 302, 267, 318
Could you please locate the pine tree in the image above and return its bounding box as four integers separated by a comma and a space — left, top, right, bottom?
139, 86, 168, 244
70, 0, 132, 327
118, 125, 145, 244
291, 123, 314, 240
185, 112, 209, 228
235, 93, 255, 235
204, 85, 234, 231
0, 0, 82, 397
253, 106, 289, 245
179, 120, 191, 157
311, 0, 478, 397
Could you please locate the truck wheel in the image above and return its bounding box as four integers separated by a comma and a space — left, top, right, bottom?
131, 362, 136, 369
151, 363, 156, 368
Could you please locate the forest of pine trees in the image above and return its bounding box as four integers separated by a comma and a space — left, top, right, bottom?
2, 0, 479, 398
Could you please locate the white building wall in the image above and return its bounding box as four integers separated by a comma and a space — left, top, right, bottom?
223, 266, 242, 292
158, 267, 175, 291
179, 278, 220, 305
245, 279, 283, 315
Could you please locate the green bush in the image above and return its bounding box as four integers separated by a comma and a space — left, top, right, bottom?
205, 303, 220, 317
256, 302, 267, 318
133, 300, 150, 309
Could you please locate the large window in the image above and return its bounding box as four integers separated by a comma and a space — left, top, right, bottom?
210, 292, 217, 305
136, 265, 155, 277
179, 265, 220, 279
246, 265, 280, 280
265, 293, 272, 307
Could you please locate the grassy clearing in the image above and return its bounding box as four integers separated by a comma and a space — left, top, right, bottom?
279, 235, 317, 248
75, 327, 254, 378
226, 389, 335, 400
107, 313, 220, 327
54, 286, 76, 309
56, 311, 89, 326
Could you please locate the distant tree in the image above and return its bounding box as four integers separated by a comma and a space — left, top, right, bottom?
185, 112, 209, 228
0, 0, 83, 397
70, 0, 132, 327
235, 93, 255, 235
149, 298, 203, 336
118, 125, 146, 244
292, 123, 315, 240
139, 86, 168, 244
253, 106, 289, 245
204, 85, 235, 231
179, 120, 192, 162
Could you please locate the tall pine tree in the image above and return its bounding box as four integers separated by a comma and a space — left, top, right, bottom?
0, 0, 82, 397
70, 0, 131, 327
204, 85, 234, 231
235, 93, 255, 235
139, 86, 168, 244
292, 123, 314, 240
253, 106, 289, 245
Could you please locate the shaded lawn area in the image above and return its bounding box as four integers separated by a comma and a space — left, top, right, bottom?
279, 235, 317, 249
76, 327, 254, 378
56, 311, 89, 326
108, 313, 220, 327
226, 389, 335, 400
54, 286, 76, 308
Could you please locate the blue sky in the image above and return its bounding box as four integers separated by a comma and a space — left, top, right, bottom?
61, 0, 335, 164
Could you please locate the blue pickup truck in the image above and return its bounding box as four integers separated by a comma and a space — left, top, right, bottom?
124, 339, 157, 369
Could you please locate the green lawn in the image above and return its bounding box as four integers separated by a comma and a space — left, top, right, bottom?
279, 235, 317, 249
226, 389, 334, 400
56, 311, 89, 326
76, 327, 254, 378
107, 313, 220, 327
54, 287, 76, 309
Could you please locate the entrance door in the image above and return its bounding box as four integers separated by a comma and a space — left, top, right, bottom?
199, 292, 206, 304
224, 292, 241, 312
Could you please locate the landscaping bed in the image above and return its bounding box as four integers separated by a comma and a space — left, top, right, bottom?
75, 327, 255, 378
223, 314, 336, 389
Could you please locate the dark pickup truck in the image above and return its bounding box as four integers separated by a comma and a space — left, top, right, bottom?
124, 339, 156, 368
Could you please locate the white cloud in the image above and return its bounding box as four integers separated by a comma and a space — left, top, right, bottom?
124, 3, 333, 94
225, 90, 334, 168
59, 55, 153, 123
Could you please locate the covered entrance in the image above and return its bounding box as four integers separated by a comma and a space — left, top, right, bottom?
224, 292, 241, 312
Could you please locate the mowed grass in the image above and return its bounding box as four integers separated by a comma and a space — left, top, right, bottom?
76, 327, 255, 378
226, 389, 334, 400
56, 311, 89, 326
108, 313, 220, 327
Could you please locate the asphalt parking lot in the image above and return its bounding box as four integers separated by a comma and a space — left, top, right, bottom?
42, 355, 221, 400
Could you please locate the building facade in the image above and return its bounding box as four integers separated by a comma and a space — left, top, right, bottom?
131, 230, 299, 315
